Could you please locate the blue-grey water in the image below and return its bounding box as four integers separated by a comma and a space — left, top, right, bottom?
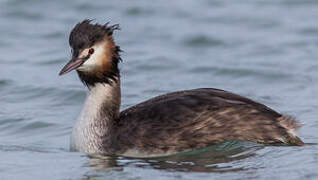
1, 0, 318, 179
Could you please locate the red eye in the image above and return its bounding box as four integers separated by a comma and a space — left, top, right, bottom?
88, 48, 94, 55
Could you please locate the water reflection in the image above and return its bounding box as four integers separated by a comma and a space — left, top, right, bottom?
86, 140, 264, 173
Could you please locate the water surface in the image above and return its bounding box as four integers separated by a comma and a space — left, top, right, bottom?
1, 0, 318, 179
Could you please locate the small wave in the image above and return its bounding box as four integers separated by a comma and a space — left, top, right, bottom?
0, 116, 55, 137
297, 27, 318, 36
0, 144, 56, 153
187, 65, 292, 81
1, 84, 85, 107
0, 117, 25, 127
19, 121, 55, 130
41, 31, 65, 39
34, 58, 66, 66
135, 56, 180, 71
0, 79, 12, 87
183, 35, 225, 48
4, 9, 43, 21
125, 7, 154, 16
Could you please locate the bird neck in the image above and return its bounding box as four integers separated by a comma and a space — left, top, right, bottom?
85, 78, 121, 122
71, 77, 121, 154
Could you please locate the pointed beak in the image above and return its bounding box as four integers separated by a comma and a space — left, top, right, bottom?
59, 58, 85, 76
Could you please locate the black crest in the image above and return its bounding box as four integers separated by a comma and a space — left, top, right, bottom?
70, 19, 122, 87
69, 19, 120, 50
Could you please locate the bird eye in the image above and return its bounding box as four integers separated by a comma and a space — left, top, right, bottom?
88, 48, 94, 55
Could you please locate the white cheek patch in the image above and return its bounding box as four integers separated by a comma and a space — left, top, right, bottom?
77, 43, 105, 72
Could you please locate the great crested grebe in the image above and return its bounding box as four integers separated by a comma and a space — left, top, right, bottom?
59, 20, 304, 157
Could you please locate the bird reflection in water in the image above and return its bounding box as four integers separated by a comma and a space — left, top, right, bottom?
85, 140, 264, 173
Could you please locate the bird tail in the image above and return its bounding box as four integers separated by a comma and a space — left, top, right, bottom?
277, 115, 304, 146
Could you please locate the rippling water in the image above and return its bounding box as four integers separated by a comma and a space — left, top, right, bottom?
1, 0, 318, 179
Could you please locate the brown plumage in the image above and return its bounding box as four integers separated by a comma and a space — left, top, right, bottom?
111, 88, 303, 156
59, 20, 304, 157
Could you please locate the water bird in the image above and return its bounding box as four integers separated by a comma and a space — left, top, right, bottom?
59, 20, 304, 157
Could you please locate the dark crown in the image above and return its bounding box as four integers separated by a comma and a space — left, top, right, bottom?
69, 19, 120, 50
